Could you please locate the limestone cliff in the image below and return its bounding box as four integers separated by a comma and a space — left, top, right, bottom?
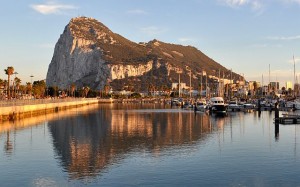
46, 17, 242, 91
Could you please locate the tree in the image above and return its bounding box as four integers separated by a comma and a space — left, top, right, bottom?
14, 77, 21, 98
0, 79, 4, 98
26, 82, 32, 95
0, 78, 3, 87
83, 86, 90, 97
71, 83, 76, 97
4, 66, 14, 99
32, 80, 46, 98
148, 83, 155, 96
288, 88, 293, 96
253, 81, 258, 96
104, 84, 110, 97
281, 87, 286, 95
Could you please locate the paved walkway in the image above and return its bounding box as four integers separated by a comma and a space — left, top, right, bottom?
0, 98, 97, 107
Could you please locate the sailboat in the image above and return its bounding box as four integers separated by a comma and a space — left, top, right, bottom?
285, 55, 300, 110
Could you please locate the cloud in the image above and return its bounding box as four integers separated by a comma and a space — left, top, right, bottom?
178, 38, 193, 42
250, 43, 282, 48
267, 35, 300, 41
126, 9, 147, 15
30, 2, 78, 15
219, 0, 264, 10
288, 56, 300, 65
140, 26, 166, 36
223, 0, 248, 7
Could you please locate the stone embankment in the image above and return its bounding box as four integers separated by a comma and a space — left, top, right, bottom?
0, 98, 102, 122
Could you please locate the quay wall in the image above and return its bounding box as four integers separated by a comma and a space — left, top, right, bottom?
0, 98, 101, 122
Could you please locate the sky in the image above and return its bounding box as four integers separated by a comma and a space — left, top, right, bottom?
0, 0, 300, 87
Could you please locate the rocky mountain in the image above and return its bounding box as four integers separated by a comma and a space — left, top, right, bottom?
46, 16, 242, 92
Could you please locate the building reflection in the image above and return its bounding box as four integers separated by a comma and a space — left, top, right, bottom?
48, 105, 221, 180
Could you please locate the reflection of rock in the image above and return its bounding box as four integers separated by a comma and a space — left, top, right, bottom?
48, 105, 216, 179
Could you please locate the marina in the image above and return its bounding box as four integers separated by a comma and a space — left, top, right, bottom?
1, 103, 300, 186
1, 0, 300, 186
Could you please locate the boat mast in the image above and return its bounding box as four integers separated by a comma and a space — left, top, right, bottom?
200, 72, 203, 99
294, 55, 296, 97
262, 74, 264, 96
268, 64, 271, 94
218, 69, 220, 97
189, 68, 192, 99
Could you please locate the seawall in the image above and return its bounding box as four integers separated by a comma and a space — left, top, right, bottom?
0, 98, 102, 122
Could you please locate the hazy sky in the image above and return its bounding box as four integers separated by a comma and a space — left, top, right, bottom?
0, 0, 299, 87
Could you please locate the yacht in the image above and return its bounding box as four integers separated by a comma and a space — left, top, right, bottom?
209, 97, 227, 114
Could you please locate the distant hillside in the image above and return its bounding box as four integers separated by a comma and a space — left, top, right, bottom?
46, 16, 242, 91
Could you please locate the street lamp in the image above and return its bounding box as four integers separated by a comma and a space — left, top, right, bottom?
177, 69, 182, 97
30, 75, 34, 85
30, 75, 34, 97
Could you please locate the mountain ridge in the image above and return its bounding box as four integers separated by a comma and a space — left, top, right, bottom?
46, 16, 242, 92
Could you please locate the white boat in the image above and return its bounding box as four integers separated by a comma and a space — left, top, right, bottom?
196, 99, 207, 112
227, 100, 242, 111
286, 100, 300, 110
208, 97, 227, 114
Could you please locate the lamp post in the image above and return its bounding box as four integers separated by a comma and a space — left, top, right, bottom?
30, 75, 34, 84
30, 75, 34, 97
177, 69, 182, 97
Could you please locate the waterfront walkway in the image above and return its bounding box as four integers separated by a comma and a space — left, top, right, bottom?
0, 98, 101, 122
0, 98, 98, 107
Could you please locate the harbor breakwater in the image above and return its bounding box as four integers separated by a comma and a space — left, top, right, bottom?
0, 98, 103, 122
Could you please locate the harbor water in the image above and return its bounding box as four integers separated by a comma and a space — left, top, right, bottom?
1, 103, 300, 186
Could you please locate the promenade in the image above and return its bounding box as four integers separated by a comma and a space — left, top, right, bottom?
0, 98, 101, 122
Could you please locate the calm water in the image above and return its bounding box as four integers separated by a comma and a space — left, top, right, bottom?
1, 104, 300, 186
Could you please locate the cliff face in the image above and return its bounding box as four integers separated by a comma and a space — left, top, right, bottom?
46, 17, 241, 91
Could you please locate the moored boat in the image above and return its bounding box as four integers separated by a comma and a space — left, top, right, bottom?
227, 100, 242, 112
196, 99, 207, 112
208, 97, 227, 115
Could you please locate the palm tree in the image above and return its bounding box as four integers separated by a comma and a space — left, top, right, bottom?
0, 79, 4, 98
14, 77, 21, 98
281, 87, 286, 95
4, 66, 14, 99
83, 86, 90, 97
3, 80, 8, 91
104, 84, 110, 97
71, 83, 76, 97
26, 82, 32, 95
253, 81, 258, 97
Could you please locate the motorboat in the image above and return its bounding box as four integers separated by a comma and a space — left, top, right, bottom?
286, 99, 300, 110
227, 100, 242, 112
196, 99, 207, 112
208, 97, 227, 115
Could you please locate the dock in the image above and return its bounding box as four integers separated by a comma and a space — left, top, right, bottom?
277, 114, 300, 124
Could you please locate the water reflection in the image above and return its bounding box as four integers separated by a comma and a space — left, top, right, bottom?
0, 104, 103, 157
3, 104, 300, 186
48, 104, 219, 180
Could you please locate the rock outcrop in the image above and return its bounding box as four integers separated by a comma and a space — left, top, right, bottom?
46, 17, 242, 91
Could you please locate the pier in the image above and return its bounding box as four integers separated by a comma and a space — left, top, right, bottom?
276, 113, 300, 124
